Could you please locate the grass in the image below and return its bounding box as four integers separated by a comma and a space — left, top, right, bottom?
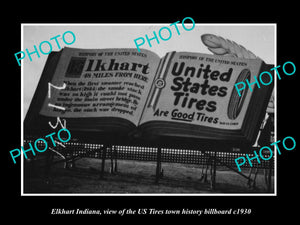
23, 157, 274, 194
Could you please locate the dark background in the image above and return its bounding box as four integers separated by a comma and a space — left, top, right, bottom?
4, 9, 298, 222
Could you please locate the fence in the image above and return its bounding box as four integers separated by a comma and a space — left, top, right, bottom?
24, 138, 274, 169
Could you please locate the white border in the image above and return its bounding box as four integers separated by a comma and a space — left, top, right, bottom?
21, 23, 277, 196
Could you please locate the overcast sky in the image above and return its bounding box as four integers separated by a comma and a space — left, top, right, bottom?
22, 24, 275, 118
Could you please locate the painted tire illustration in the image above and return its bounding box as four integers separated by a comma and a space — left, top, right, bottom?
227, 69, 251, 120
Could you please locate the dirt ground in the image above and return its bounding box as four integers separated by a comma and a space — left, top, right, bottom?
23, 157, 274, 194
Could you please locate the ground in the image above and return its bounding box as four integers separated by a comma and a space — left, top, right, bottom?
23, 157, 274, 194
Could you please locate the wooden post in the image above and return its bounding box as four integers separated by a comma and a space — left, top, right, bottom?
109, 146, 114, 174
211, 151, 217, 190
113, 145, 118, 173
44, 150, 54, 184
100, 145, 107, 179
70, 146, 76, 168
155, 147, 162, 184
267, 157, 273, 192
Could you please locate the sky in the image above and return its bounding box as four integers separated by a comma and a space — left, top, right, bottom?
22, 23, 275, 118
